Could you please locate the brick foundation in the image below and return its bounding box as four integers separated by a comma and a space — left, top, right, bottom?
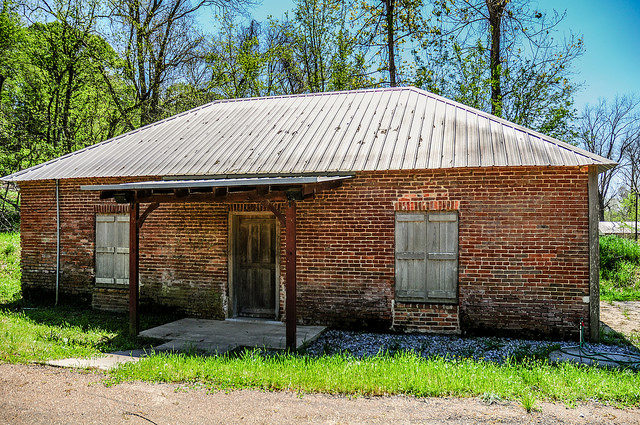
18, 166, 593, 339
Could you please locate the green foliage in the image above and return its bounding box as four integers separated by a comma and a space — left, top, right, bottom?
600, 235, 640, 301
608, 192, 639, 223
0, 15, 126, 177
601, 279, 640, 302
0, 232, 19, 304
109, 350, 640, 406
600, 235, 640, 274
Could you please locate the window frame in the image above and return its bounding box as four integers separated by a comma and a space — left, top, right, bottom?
94, 213, 130, 287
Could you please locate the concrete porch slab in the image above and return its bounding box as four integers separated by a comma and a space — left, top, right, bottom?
140, 318, 326, 354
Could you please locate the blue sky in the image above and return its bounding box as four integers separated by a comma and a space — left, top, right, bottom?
203, 0, 640, 111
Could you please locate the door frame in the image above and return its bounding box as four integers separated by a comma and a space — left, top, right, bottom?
227, 211, 281, 319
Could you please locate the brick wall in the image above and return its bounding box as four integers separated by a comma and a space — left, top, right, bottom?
18, 166, 592, 339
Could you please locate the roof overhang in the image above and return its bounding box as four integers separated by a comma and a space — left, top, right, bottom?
81, 175, 352, 204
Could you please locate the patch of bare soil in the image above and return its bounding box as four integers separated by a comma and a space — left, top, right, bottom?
601, 301, 640, 346
0, 363, 638, 425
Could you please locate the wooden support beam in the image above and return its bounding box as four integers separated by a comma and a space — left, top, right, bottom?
129, 202, 140, 337
135, 189, 287, 204
588, 166, 600, 342
285, 201, 297, 351
138, 202, 160, 229
301, 179, 343, 197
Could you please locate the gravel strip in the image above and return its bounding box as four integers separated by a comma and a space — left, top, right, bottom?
303, 330, 640, 363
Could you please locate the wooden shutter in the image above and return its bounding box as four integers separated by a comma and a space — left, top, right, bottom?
96, 215, 116, 284
95, 214, 129, 285
395, 213, 427, 301
114, 215, 129, 284
426, 212, 458, 300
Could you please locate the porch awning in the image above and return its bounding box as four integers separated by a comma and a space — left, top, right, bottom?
81, 175, 351, 192
81, 175, 352, 203
82, 175, 347, 349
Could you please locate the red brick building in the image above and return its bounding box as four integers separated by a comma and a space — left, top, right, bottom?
3, 88, 614, 342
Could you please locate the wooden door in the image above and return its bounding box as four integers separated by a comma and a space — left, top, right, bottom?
234, 216, 277, 318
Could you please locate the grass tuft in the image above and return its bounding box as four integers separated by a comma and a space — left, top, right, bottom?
521, 392, 539, 413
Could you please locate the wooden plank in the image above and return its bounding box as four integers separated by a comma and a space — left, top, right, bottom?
96, 215, 115, 284
235, 217, 277, 318
426, 212, 458, 300
115, 214, 129, 284
395, 212, 427, 301
129, 202, 140, 337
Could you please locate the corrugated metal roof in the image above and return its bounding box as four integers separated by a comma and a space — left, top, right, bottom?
2, 87, 616, 182
80, 176, 351, 191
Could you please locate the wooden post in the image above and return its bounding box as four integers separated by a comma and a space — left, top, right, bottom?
588, 166, 600, 342
129, 201, 140, 337
285, 201, 297, 351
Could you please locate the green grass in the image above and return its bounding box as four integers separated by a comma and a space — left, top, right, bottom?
600, 235, 640, 301
0, 306, 175, 363
108, 350, 640, 406
601, 279, 640, 302
0, 231, 175, 363
0, 232, 20, 304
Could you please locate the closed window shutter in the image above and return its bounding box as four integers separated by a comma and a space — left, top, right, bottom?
96, 215, 116, 284
395, 213, 427, 301
426, 212, 458, 300
96, 214, 129, 285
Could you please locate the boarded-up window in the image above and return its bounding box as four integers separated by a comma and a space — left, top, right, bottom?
395, 212, 458, 303
95, 214, 129, 285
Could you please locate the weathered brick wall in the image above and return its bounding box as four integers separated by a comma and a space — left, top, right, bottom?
18, 166, 592, 338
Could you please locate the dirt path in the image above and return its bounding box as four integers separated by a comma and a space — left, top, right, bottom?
601, 301, 640, 346
0, 363, 638, 425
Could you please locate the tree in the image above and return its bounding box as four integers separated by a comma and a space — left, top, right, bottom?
207, 17, 266, 98
0, 0, 22, 103
103, 0, 249, 126
350, 0, 423, 87
578, 95, 640, 219
417, 0, 583, 140
271, 0, 368, 93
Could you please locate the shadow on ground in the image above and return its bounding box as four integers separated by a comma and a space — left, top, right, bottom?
0, 298, 182, 353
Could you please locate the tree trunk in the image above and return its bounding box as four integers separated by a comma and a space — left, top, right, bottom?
0, 75, 5, 106
486, 0, 507, 117
62, 66, 75, 152
385, 0, 396, 87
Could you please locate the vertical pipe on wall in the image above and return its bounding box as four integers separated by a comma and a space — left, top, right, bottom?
55, 179, 60, 306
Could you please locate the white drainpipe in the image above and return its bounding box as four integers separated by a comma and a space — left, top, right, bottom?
55, 179, 60, 306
